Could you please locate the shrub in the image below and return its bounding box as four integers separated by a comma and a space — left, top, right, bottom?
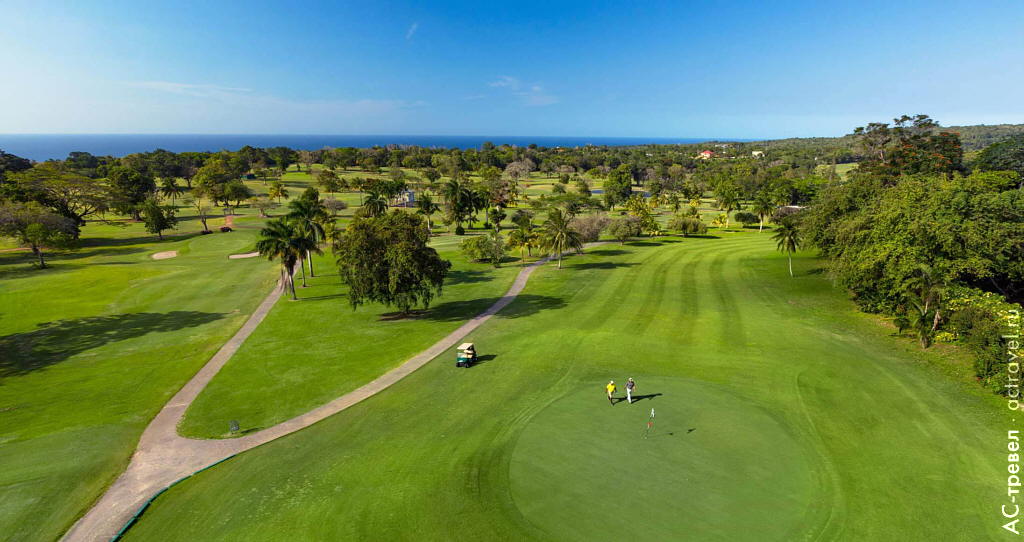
570, 213, 611, 242
323, 197, 348, 215
734, 211, 758, 227
668, 215, 707, 237
608, 216, 642, 243
460, 231, 505, 267
574, 177, 591, 196
945, 285, 1023, 392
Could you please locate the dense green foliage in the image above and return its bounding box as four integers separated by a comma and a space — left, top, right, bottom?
334, 211, 451, 313
608, 215, 642, 243
460, 230, 506, 267
973, 134, 1024, 181
804, 116, 1023, 391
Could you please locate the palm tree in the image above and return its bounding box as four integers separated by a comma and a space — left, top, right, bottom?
288, 197, 328, 277
159, 177, 184, 203
714, 185, 741, 229
752, 191, 776, 232
256, 219, 303, 300
361, 189, 388, 218
268, 180, 288, 203
291, 220, 321, 288
540, 208, 583, 269
906, 264, 947, 332
772, 218, 801, 277
507, 223, 539, 266
441, 178, 472, 233
415, 192, 440, 232
906, 298, 935, 348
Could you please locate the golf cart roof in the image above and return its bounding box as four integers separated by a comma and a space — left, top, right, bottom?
458, 343, 474, 350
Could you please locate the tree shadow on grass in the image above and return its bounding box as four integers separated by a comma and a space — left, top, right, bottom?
446, 269, 491, 285
586, 249, 628, 257
567, 261, 638, 271
0, 311, 227, 376
378, 294, 567, 322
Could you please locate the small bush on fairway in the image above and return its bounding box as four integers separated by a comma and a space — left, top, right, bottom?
461, 231, 506, 267
734, 211, 759, 228
668, 215, 707, 237
608, 216, 642, 243
569, 213, 610, 242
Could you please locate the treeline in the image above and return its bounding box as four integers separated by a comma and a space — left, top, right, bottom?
0, 137, 834, 246
800, 114, 1023, 393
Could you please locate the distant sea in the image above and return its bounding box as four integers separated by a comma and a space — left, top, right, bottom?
0, 134, 743, 162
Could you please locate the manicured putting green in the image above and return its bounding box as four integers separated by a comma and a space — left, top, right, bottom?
510, 379, 826, 541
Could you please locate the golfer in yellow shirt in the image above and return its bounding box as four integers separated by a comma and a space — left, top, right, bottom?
606, 380, 617, 405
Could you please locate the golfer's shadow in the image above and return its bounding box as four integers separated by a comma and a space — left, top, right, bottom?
629, 393, 663, 402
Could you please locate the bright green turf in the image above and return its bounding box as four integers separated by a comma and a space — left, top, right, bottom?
123, 233, 1010, 541
178, 245, 524, 438
510, 379, 825, 540
0, 211, 277, 542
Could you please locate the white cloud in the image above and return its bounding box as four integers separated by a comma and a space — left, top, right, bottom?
126, 81, 252, 98
489, 76, 521, 89
114, 81, 419, 131
488, 76, 557, 106
406, 22, 419, 40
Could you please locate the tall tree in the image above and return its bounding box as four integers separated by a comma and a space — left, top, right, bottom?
256, 218, 303, 300
268, 180, 288, 203
0, 202, 77, 268
158, 177, 184, 203
6, 163, 108, 231
752, 190, 776, 232
714, 184, 741, 228
107, 165, 156, 219
186, 196, 211, 233
288, 194, 328, 277
334, 211, 451, 314
540, 208, 584, 268
603, 164, 633, 209
772, 218, 801, 277
507, 222, 539, 265
441, 178, 473, 233
140, 198, 178, 240
415, 192, 440, 231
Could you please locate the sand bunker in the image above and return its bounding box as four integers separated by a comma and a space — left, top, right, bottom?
151, 251, 178, 260
228, 252, 260, 260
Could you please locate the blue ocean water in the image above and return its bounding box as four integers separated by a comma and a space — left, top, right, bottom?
0, 134, 739, 161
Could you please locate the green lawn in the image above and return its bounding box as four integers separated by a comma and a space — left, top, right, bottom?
122, 233, 1009, 541
179, 244, 525, 438
0, 212, 277, 542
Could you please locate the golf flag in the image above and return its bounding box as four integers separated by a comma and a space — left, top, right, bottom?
643, 408, 656, 439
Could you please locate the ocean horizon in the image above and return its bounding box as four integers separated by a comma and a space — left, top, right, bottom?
0, 134, 755, 161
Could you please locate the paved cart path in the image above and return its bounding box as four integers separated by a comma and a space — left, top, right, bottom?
62, 246, 596, 542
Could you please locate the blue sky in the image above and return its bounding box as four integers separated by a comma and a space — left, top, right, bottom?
1, 0, 1021, 138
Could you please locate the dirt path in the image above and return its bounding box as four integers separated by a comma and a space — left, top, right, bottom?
62, 246, 599, 541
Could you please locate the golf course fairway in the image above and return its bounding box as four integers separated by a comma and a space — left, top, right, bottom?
121, 234, 1008, 541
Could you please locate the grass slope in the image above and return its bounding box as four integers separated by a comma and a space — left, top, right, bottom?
124, 233, 1009, 541
0, 215, 276, 542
